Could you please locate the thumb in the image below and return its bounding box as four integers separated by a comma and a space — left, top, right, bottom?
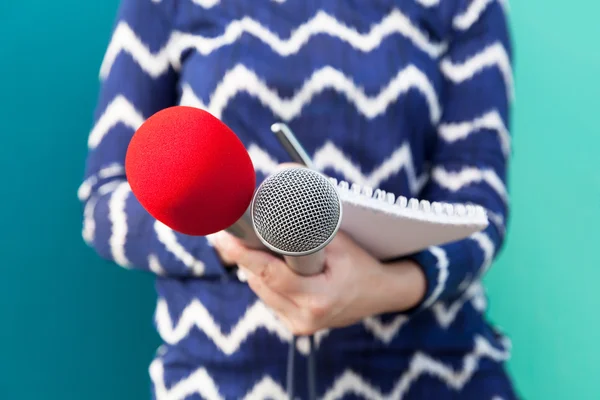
210, 231, 241, 266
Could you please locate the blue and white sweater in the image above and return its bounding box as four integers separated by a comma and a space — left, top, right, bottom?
79, 0, 516, 398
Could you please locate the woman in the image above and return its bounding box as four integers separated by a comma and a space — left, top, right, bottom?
79, 0, 517, 398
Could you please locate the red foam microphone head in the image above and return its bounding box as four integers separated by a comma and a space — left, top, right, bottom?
125, 106, 255, 236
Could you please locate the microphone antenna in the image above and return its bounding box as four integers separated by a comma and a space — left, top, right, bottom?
271, 123, 315, 169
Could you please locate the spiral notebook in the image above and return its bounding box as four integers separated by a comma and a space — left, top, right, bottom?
260, 123, 488, 260
328, 178, 489, 260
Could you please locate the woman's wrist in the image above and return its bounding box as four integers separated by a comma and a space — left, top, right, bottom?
366, 259, 427, 315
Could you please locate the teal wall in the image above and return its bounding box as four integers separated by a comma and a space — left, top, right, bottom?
0, 1, 160, 399
484, 2, 600, 399
1, 1, 598, 399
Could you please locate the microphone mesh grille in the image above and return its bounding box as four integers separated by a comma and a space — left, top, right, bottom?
252, 168, 341, 254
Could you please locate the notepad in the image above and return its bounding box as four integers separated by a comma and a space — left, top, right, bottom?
328, 177, 488, 260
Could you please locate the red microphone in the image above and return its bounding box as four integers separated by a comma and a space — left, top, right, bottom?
125, 106, 263, 246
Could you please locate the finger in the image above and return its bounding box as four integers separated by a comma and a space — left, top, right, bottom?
326, 230, 354, 250
326, 230, 369, 260
210, 231, 244, 265
214, 230, 317, 294
246, 273, 297, 314
213, 231, 299, 289
237, 251, 314, 295
248, 276, 321, 335
247, 274, 318, 335
247, 275, 295, 333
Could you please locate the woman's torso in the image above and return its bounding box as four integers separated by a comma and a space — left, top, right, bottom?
151, 1, 514, 398
171, 0, 451, 194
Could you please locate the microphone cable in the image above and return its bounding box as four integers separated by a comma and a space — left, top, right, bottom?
286, 334, 317, 400
237, 266, 317, 400
286, 336, 296, 399
308, 334, 317, 400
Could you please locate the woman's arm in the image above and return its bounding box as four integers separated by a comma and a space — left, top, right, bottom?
403, 0, 513, 310
79, 0, 224, 277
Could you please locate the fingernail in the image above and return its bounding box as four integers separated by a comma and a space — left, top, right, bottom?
207, 233, 219, 246
237, 268, 248, 282
219, 235, 232, 251
214, 231, 230, 248
239, 264, 256, 277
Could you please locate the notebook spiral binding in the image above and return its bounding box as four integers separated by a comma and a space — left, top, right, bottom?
328, 177, 487, 220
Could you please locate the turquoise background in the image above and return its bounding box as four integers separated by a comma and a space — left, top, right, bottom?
0, 1, 598, 399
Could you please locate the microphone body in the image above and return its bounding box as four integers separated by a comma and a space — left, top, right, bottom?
224, 208, 266, 249
283, 252, 327, 277
126, 107, 336, 265
251, 167, 342, 276
125, 106, 261, 243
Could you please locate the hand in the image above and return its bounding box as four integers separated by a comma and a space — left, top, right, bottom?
212, 230, 426, 335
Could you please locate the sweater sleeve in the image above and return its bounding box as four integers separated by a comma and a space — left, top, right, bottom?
78, 0, 224, 278
408, 0, 513, 310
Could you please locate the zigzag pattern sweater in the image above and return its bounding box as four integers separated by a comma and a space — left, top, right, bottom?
79, 0, 517, 398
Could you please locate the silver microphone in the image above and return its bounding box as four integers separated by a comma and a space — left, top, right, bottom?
251, 167, 342, 276
227, 123, 316, 251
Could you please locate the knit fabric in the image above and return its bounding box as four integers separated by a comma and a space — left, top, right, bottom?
79, 0, 516, 398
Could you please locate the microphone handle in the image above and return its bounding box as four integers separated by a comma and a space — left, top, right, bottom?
224, 208, 266, 250
226, 212, 326, 274
283, 252, 326, 276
